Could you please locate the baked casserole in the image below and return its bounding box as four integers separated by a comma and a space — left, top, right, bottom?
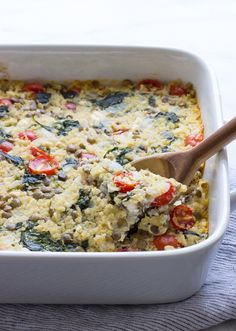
0, 78, 208, 252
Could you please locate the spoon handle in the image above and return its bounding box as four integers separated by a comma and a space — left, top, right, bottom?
191, 117, 236, 166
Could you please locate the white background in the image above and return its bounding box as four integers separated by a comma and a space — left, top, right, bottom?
0, 1, 235, 329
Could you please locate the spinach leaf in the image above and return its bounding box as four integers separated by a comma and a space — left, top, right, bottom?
92, 122, 105, 130
22, 172, 45, 188
126, 222, 139, 238
155, 111, 179, 123
81, 239, 89, 250
33, 117, 81, 136
15, 222, 23, 230
63, 158, 78, 168
20, 230, 65, 252
54, 119, 81, 136
0, 127, 12, 139
35, 92, 51, 104
96, 92, 128, 109
60, 88, 78, 99
0, 106, 9, 118
162, 131, 176, 143
0, 151, 24, 166
161, 146, 169, 153
75, 189, 91, 211
33, 116, 53, 132
148, 96, 156, 107
116, 147, 133, 165
103, 146, 119, 158
183, 230, 201, 238
109, 191, 118, 205
166, 112, 179, 123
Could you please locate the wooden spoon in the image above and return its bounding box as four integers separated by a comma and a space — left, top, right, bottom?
131, 117, 236, 185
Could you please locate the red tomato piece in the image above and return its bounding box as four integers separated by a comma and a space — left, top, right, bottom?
151, 183, 175, 208
29, 147, 59, 175
28, 157, 59, 176
30, 146, 50, 159
170, 205, 196, 231
0, 141, 14, 153
0, 98, 12, 107
137, 79, 163, 90
18, 131, 37, 141
153, 234, 180, 250
23, 83, 45, 93
169, 85, 187, 96
113, 172, 139, 193
184, 134, 203, 147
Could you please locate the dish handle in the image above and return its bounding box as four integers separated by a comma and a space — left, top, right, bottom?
230, 189, 236, 212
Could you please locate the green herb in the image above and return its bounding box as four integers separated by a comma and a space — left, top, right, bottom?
109, 191, 118, 204
33, 116, 53, 132
81, 239, 89, 250
166, 112, 179, 123
115, 147, 133, 165
54, 119, 81, 136
22, 172, 45, 189
148, 96, 156, 107
15, 222, 23, 230
155, 111, 179, 123
26, 221, 37, 230
20, 230, 65, 252
183, 230, 201, 237
126, 223, 139, 237
0, 127, 12, 139
63, 158, 78, 168
162, 131, 176, 143
0, 106, 9, 118
0, 151, 24, 166
75, 189, 91, 211
35, 92, 51, 104
103, 146, 119, 158
38, 145, 51, 154
60, 88, 77, 99
33, 116, 81, 136
92, 122, 105, 130
96, 92, 128, 109
161, 146, 169, 153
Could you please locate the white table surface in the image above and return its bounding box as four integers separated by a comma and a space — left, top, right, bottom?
0, 0, 235, 330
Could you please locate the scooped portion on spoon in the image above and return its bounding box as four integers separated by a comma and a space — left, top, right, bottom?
132, 117, 236, 185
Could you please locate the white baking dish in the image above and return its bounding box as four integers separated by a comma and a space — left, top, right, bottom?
0, 45, 235, 304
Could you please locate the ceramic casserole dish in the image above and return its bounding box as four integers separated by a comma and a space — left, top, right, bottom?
0, 45, 235, 304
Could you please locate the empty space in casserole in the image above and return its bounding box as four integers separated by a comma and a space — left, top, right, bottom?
0, 78, 208, 252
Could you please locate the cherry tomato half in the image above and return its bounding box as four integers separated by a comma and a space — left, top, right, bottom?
137, 79, 163, 90
18, 131, 37, 141
0, 141, 14, 153
170, 205, 196, 231
30, 146, 50, 159
23, 83, 45, 93
151, 183, 175, 208
28, 157, 59, 175
113, 172, 139, 193
169, 85, 187, 96
184, 134, 203, 147
0, 98, 12, 107
153, 234, 180, 250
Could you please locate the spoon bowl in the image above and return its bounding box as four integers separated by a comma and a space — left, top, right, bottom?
132, 117, 236, 185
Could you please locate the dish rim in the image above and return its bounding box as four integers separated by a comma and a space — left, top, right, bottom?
0, 44, 229, 258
